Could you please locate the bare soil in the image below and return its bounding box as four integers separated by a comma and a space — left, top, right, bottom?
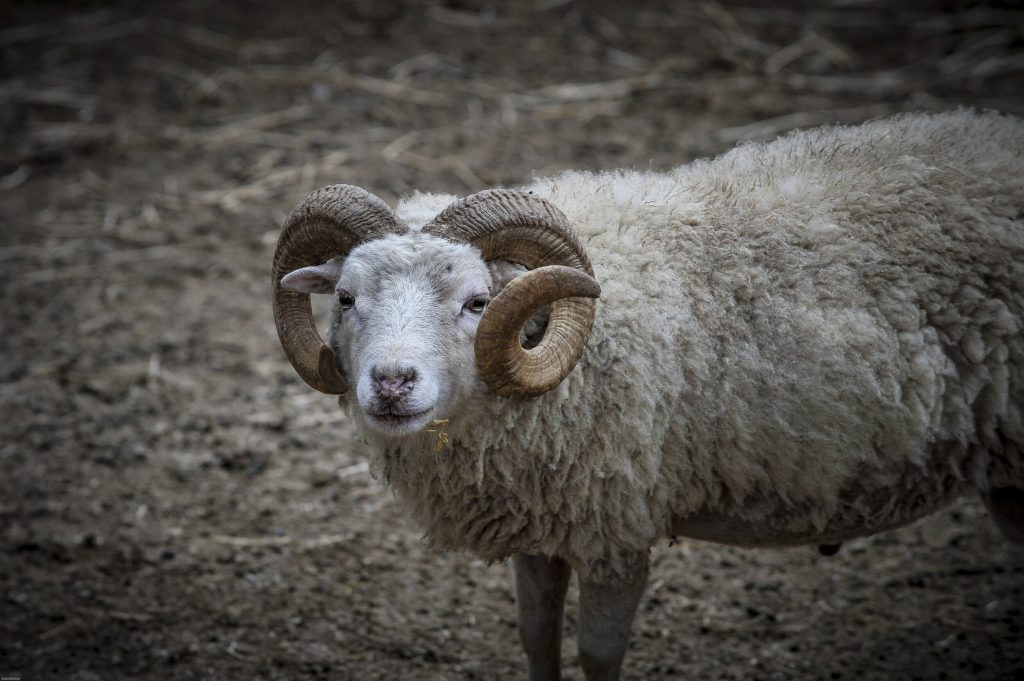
2, 1, 1023, 679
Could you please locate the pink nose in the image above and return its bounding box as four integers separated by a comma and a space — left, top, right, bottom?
372, 367, 417, 398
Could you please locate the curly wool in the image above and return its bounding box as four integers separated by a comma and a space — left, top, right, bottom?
364, 110, 1023, 582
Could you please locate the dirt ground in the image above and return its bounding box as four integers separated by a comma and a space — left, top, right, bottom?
2, 1, 1023, 679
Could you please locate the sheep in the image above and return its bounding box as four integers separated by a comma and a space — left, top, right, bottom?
271, 110, 1024, 681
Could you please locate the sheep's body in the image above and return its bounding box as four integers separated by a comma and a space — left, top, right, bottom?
361, 110, 1023, 583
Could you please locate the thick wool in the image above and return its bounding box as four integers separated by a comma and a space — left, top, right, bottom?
360, 111, 1023, 582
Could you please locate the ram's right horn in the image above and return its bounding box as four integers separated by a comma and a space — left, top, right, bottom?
271, 185, 403, 394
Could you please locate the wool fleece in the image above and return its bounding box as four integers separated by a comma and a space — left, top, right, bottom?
340, 111, 1024, 582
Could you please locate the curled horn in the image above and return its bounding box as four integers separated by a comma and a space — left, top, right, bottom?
423, 189, 600, 398
272, 184, 402, 394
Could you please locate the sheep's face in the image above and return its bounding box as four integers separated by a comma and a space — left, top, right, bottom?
282, 233, 497, 437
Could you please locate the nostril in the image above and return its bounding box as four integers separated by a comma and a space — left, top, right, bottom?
379, 376, 406, 392
372, 366, 418, 397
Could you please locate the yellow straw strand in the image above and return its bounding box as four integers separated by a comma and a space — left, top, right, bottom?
426, 419, 450, 453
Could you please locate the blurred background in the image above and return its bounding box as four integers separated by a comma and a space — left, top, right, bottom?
1, 1, 1022, 679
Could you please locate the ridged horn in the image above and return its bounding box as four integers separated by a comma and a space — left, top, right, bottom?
423, 189, 600, 398
272, 184, 402, 394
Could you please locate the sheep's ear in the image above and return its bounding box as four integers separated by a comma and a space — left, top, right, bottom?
486, 259, 550, 349
486, 258, 529, 294
280, 261, 341, 294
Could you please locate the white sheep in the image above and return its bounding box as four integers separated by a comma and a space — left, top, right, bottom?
272, 110, 1023, 681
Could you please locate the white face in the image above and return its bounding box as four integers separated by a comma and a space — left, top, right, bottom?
282, 233, 495, 436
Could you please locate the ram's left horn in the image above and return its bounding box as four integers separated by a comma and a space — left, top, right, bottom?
423, 189, 600, 397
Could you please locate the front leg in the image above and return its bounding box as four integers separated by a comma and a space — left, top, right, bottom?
513, 553, 572, 681
577, 553, 649, 681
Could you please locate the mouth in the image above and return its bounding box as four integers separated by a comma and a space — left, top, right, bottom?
364, 406, 434, 435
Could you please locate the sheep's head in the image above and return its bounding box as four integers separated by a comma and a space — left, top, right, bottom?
271, 185, 600, 436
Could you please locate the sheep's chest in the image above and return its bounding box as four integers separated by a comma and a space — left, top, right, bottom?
379, 439, 561, 562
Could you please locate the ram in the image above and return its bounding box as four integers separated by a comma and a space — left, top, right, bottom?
271, 110, 1023, 680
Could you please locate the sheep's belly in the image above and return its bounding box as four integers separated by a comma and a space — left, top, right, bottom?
670, 495, 960, 548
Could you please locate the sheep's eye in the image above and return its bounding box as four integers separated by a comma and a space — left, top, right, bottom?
338, 291, 355, 310
464, 297, 488, 314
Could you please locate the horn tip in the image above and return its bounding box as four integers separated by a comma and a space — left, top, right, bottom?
316, 344, 349, 394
